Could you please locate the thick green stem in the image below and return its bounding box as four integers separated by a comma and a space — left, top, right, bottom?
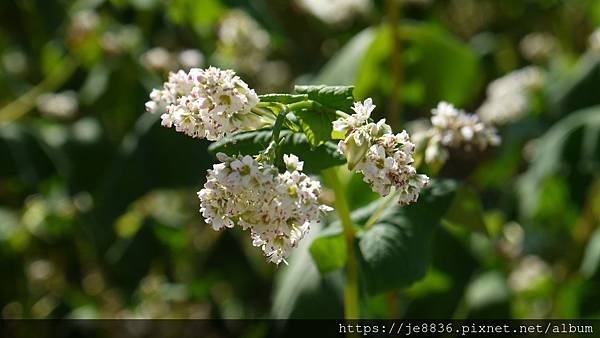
363, 190, 398, 230
323, 167, 360, 320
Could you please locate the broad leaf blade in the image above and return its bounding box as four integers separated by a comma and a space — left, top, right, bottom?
294, 109, 336, 148
356, 180, 458, 295
309, 226, 346, 274
295, 85, 355, 112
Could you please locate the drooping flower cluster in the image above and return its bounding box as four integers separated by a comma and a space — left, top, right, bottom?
145, 66, 261, 141
333, 99, 429, 204
477, 66, 545, 125
416, 102, 501, 165
198, 153, 331, 265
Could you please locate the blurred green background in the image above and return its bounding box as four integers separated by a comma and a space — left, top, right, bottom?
1, 0, 600, 321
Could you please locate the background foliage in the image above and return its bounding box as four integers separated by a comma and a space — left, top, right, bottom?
1, 0, 600, 323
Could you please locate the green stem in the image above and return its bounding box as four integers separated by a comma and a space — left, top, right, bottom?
271, 106, 288, 143
323, 167, 360, 320
363, 190, 398, 230
286, 100, 314, 111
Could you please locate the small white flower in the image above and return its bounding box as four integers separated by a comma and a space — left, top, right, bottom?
145, 66, 261, 141
198, 153, 331, 265
416, 101, 500, 165
477, 67, 545, 125
333, 99, 429, 204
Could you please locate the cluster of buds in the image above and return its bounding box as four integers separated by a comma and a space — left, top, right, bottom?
145, 67, 263, 141
198, 153, 331, 264
477, 67, 545, 125
416, 102, 501, 165
333, 99, 429, 204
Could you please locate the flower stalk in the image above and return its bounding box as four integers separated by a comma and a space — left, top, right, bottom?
323, 167, 360, 320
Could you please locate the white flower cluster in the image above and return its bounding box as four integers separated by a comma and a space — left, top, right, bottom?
198, 153, 331, 265
217, 9, 270, 74
334, 99, 429, 204
477, 67, 545, 125
295, 0, 371, 25
145, 66, 261, 141
418, 102, 501, 165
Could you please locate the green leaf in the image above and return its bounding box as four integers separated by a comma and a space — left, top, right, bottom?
549, 54, 600, 118
294, 109, 336, 148
465, 271, 509, 311
167, 0, 225, 32
272, 225, 344, 319
518, 106, 600, 219
208, 129, 345, 174
356, 180, 458, 295
310, 28, 376, 86
294, 85, 355, 112
259, 94, 308, 104
355, 23, 481, 107
444, 185, 487, 233
309, 227, 346, 274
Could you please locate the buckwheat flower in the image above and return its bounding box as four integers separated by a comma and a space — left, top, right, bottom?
418, 102, 500, 165
217, 9, 270, 74
145, 66, 261, 141
477, 67, 545, 125
332, 98, 375, 135
295, 0, 371, 25
334, 99, 429, 204
198, 153, 331, 265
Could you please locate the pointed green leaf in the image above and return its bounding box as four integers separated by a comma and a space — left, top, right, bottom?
356, 180, 458, 295
294, 85, 355, 112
